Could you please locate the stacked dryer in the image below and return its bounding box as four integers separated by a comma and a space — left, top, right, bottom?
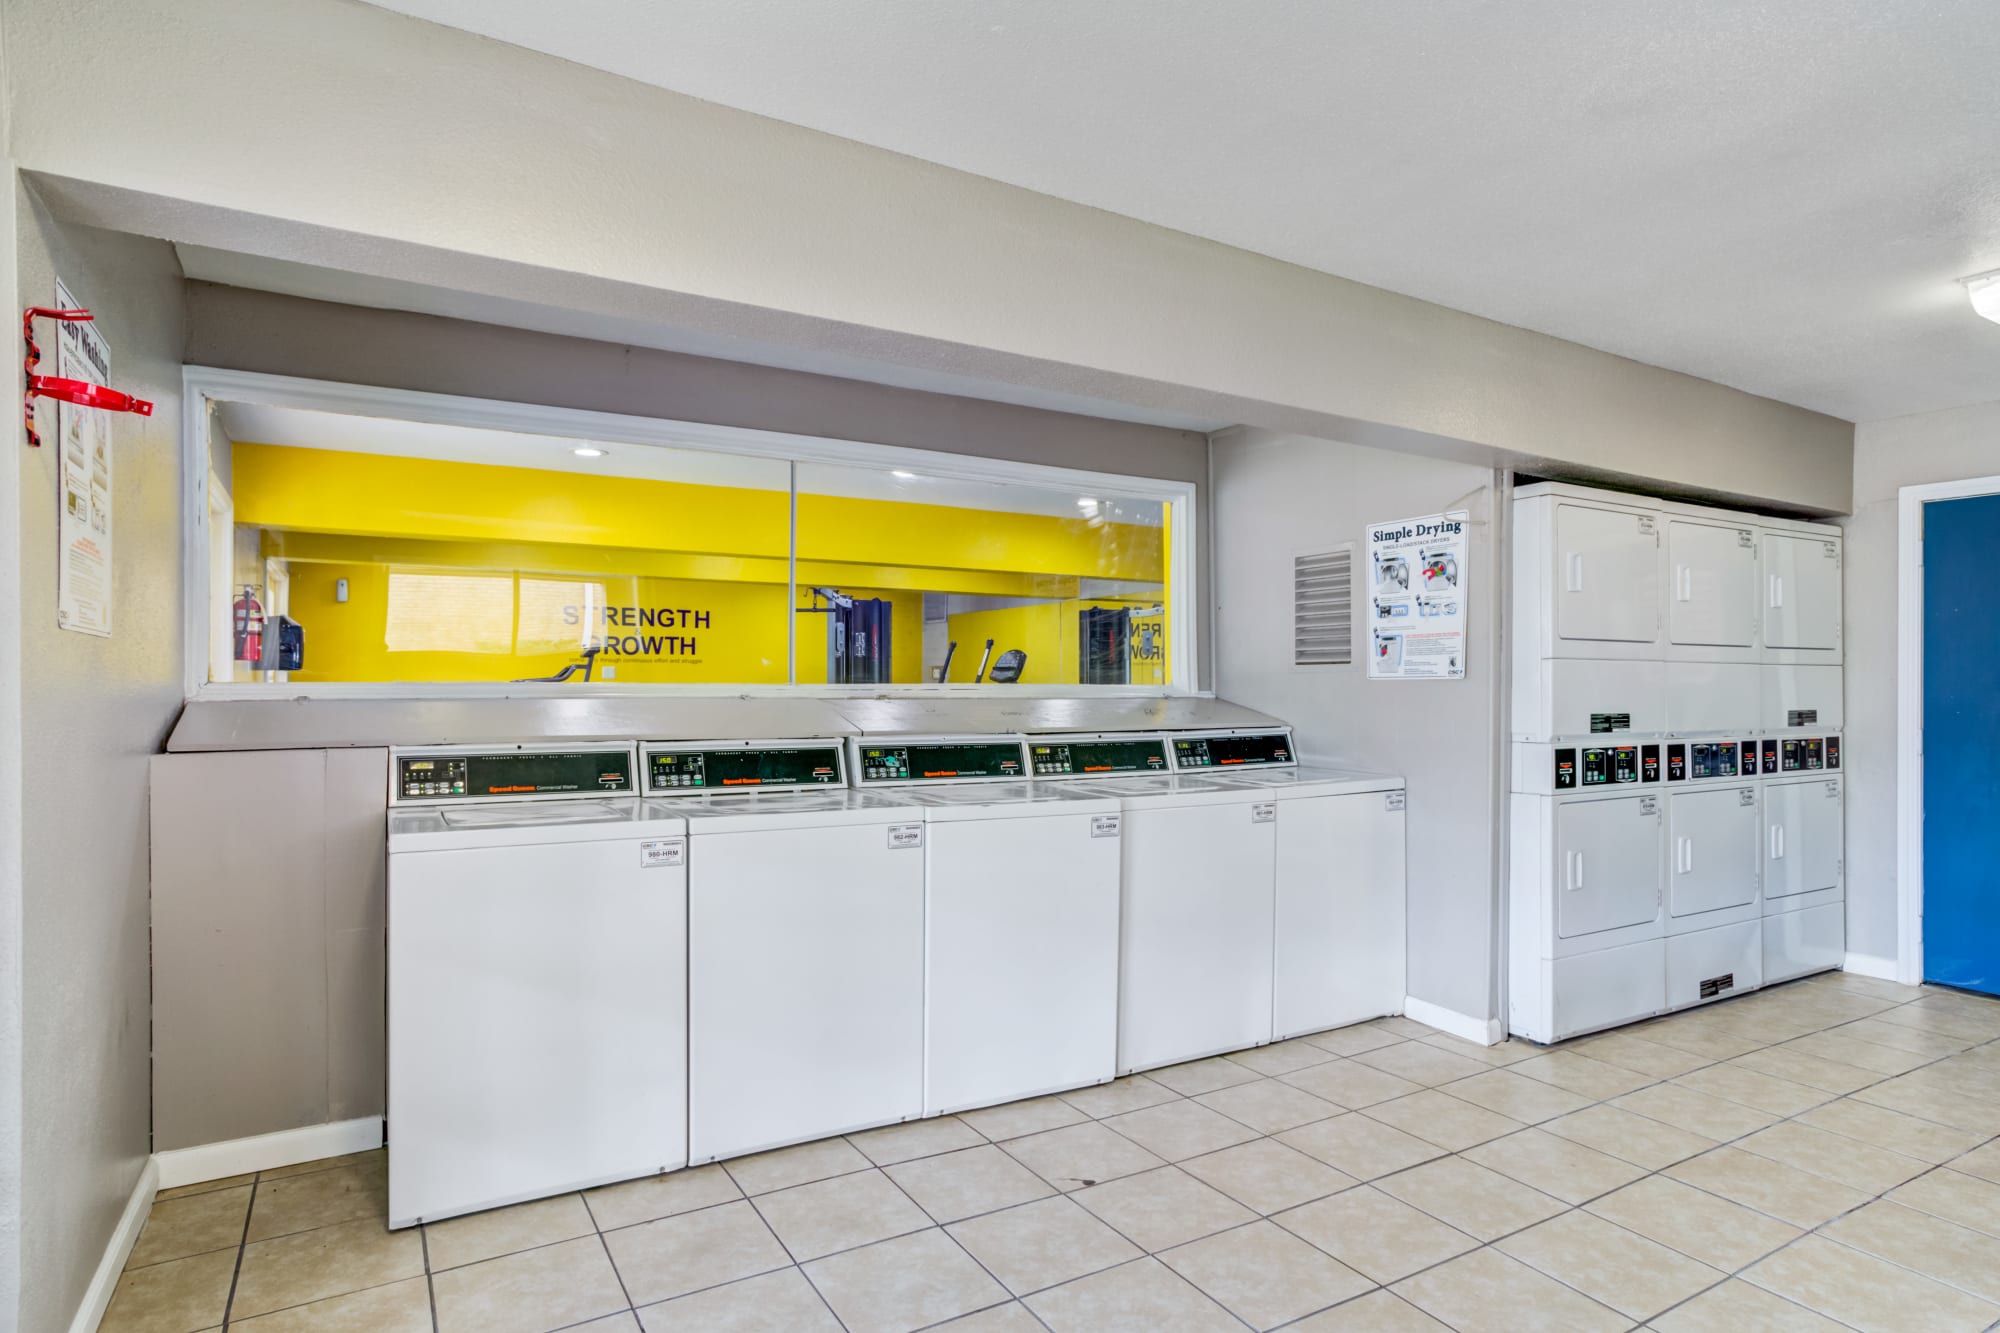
1509, 482, 1843, 1043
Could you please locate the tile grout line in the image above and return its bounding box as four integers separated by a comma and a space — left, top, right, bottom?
216, 1173, 258, 1331
419, 1225, 440, 1333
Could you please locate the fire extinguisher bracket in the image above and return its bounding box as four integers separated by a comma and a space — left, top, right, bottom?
23, 306, 154, 447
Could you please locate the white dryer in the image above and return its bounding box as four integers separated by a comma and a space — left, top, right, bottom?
1509, 739, 1668, 1043
1659, 735, 1764, 1011
641, 739, 925, 1164
386, 744, 686, 1228
856, 733, 1130, 1115
1762, 733, 1845, 983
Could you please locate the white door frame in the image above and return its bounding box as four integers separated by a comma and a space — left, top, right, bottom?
1895, 473, 2000, 985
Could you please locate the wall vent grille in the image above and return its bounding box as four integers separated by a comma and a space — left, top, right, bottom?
1294, 547, 1354, 666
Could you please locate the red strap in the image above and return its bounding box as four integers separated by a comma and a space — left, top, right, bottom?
22, 306, 155, 446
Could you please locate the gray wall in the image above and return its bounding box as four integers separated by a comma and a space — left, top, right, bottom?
1211, 429, 1502, 1025
0, 146, 25, 1329
184, 283, 1218, 692
14, 197, 185, 1332
1841, 399, 2000, 970
151, 750, 386, 1150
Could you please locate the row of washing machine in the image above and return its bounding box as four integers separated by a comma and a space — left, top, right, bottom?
383, 729, 1405, 1228
1508, 731, 1844, 1044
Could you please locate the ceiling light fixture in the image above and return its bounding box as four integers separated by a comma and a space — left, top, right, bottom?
1077, 497, 1099, 509
891, 469, 917, 479
1966, 269, 2000, 325
572, 446, 606, 458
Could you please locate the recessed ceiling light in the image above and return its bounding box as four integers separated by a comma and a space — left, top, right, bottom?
891, 470, 917, 479
1964, 269, 2000, 325
572, 446, 606, 458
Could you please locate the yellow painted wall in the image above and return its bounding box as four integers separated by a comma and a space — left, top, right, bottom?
236, 443, 1163, 579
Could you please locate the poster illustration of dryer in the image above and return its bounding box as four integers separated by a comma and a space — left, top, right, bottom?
1367, 510, 1467, 680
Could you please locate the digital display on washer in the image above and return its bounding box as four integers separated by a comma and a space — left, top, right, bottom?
648, 746, 843, 792
1030, 739, 1169, 777
1579, 746, 1640, 785
1781, 738, 1827, 773
858, 742, 1024, 783
1172, 733, 1294, 769
397, 750, 633, 801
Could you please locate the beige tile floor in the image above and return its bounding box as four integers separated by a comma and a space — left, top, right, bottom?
103, 972, 2000, 1333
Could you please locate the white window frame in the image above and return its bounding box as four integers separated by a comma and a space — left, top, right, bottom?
181, 367, 1201, 701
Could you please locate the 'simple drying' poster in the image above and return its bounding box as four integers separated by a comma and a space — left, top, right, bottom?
1367, 510, 1467, 679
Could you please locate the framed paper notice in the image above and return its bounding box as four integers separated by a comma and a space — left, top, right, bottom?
1367, 510, 1467, 679
54, 278, 115, 637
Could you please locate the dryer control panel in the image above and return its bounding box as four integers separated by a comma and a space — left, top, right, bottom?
1553, 744, 1652, 789
1170, 730, 1295, 770
642, 742, 845, 793
1780, 735, 1842, 772
391, 745, 636, 803
1029, 736, 1170, 777
853, 737, 1028, 785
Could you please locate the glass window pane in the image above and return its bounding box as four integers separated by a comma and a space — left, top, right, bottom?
215, 408, 792, 684
792, 462, 1172, 687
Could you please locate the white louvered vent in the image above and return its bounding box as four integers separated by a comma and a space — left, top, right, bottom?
1294, 547, 1355, 665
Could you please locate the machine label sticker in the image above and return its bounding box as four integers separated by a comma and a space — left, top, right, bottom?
1637, 515, 1656, 535
887, 824, 925, 849
1826, 783, 1841, 799
1385, 791, 1406, 812
1252, 803, 1277, 824
1589, 713, 1631, 733
1738, 529, 1754, 547
1090, 814, 1122, 839
1699, 972, 1736, 999
639, 839, 685, 869
1638, 796, 1659, 816
1788, 709, 1818, 727
1739, 789, 1756, 807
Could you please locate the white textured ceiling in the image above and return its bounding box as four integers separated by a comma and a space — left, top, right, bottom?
365, 0, 2000, 423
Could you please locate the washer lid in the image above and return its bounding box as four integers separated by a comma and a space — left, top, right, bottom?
888, 782, 1119, 821
389, 797, 685, 850
678, 787, 921, 832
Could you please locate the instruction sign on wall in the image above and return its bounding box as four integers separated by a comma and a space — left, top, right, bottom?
55, 278, 114, 637
1367, 510, 1467, 679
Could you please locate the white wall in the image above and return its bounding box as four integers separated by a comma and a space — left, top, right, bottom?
1212, 429, 1502, 1026
4, 0, 1852, 512
0, 141, 26, 1333
13, 195, 185, 1333
1843, 399, 2000, 971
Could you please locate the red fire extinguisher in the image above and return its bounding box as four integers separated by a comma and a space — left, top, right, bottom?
234, 587, 264, 663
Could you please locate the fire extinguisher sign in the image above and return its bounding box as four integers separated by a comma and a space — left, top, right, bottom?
1366, 509, 1468, 680
53, 278, 116, 637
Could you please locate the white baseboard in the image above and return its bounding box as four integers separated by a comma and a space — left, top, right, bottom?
1404, 995, 1503, 1046
1843, 952, 1902, 982
154, 1116, 384, 1191
69, 1157, 157, 1333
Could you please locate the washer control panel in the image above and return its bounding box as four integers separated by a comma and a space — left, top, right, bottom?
642, 742, 844, 793
1780, 736, 1843, 773
1171, 730, 1295, 770
391, 745, 635, 803
1029, 736, 1169, 778
1553, 744, 1656, 789
851, 737, 1029, 785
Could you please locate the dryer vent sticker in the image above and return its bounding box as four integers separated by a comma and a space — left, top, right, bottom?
1367, 509, 1468, 679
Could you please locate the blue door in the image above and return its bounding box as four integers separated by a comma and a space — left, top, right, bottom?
1923, 493, 2000, 995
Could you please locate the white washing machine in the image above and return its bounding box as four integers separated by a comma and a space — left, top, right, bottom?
1509, 739, 1668, 1043
1660, 735, 1764, 1011
1173, 752, 1408, 1039
1762, 732, 1845, 983
1067, 730, 1287, 1072
641, 739, 925, 1164
856, 733, 1130, 1115
386, 743, 686, 1228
